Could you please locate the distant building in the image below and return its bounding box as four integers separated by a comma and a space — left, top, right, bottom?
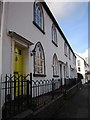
75, 53, 89, 84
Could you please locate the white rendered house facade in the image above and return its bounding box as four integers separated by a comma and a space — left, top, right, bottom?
0, 1, 77, 109
75, 53, 89, 84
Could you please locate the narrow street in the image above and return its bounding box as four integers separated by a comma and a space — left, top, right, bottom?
53, 84, 88, 118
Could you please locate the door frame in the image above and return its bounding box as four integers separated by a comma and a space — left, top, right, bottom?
9, 31, 34, 75
10, 37, 30, 75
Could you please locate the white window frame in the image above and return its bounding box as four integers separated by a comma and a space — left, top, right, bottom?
66, 62, 69, 77
69, 48, 71, 59
64, 42, 67, 56
33, 42, 46, 76
53, 54, 59, 77
52, 24, 58, 46
34, 0, 44, 31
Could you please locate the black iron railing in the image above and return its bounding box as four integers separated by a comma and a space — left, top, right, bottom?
1, 73, 81, 120
2, 74, 31, 119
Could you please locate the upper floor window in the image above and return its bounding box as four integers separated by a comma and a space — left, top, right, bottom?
33, 0, 44, 33
66, 62, 69, 77
85, 57, 88, 63
73, 55, 75, 65
78, 67, 81, 72
70, 65, 72, 78
77, 60, 81, 66
74, 56, 76, 65
53, 54, 59, 77
52, 24, 58, 47
64, 42, 67, 56
69, 48, 71, 59
33, 42, 46, 77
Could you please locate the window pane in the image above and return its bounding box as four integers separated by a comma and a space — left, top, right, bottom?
77, 60, 81, 66
53, 54, 58, 76
52, 24, 57, 45
34, 42, 45, 75
78, 67, 81, 71
34, 1, 43, 30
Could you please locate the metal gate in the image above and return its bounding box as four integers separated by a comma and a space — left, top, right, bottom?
1, 73, 32, 120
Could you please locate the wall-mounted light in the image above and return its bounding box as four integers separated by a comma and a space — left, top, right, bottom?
31, 49, 36, 56
51, 64, 54, 67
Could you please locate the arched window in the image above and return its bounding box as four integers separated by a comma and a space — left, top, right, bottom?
33, 42, 46, 76
70, 65, 72, 78
34, 0, 44, 31
53, 54, 59, 77
52, 24, 57, 46
64, 42, 67, 56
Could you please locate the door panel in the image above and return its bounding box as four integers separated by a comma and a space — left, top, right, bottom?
14, 47, 23, 96
14, 47, 23, 75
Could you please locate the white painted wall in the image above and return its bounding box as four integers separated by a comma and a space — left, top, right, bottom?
76, 55, 84, 75
1, 2, 77, 110
0, 35, 2, 120
76, 54, 88, 84
0, 2, 5, 119
4, 2, 76, 79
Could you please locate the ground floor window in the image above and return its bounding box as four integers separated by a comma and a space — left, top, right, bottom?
53, 54, 59, 77
33, 42, 46, 77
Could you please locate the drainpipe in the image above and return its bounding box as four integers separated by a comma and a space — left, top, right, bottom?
0, 1, 5, 119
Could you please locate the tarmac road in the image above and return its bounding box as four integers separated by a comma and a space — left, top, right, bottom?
53, 84, 88, 118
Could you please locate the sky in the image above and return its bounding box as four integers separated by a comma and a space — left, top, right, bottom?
46, 2, 88, 56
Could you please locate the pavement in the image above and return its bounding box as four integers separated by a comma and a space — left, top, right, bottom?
53, 84, 89, 118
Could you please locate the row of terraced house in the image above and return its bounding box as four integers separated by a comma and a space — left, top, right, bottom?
0, 1, 78, 119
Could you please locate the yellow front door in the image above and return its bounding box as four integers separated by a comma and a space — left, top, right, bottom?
14, 47, 23, 75
14, 47, 23, 96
